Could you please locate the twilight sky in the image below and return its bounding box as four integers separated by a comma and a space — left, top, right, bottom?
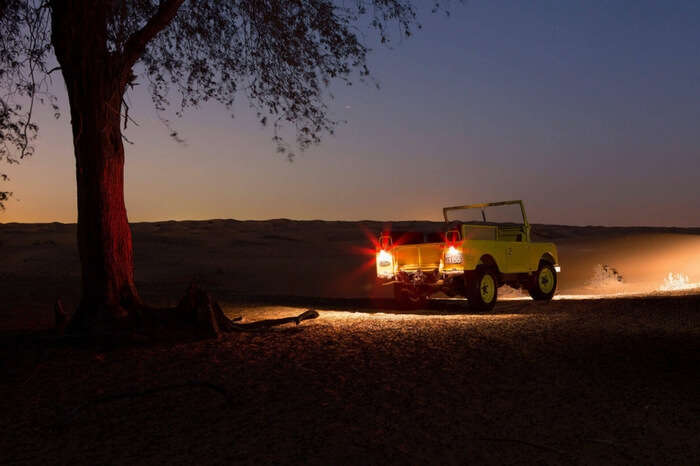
2, 0, 699, 226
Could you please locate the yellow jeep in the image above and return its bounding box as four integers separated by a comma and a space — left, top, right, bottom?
376, 200, 560, 310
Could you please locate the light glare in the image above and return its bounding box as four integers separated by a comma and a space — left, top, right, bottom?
660, 272, 700, 291
445, 246, 463, 264
378, 249, 392, 267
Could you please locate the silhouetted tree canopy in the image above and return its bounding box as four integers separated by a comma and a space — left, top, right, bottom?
0, 0, 54, 208
0, 0, 451, 209
137, 0, 424, 153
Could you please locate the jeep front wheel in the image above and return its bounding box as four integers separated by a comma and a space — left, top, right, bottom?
467, 267, 498, 311
528, 262, 557, 301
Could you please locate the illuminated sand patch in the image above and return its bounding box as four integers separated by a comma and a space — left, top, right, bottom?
311, 310, 533, 322
554, 292, 642, 300
659, 272, 700, 291
499, 292, 640, 301
583, 264, 627, 293
223, 304, 535, 323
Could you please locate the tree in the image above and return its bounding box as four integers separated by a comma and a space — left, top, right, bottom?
1, 0, 444, 336
0, 0, 46, 209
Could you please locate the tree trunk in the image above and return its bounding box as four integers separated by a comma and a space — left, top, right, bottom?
52, 3, 140, 331
71, 86, 140, 317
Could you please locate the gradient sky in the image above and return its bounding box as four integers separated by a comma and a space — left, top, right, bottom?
2, 0, 699, 226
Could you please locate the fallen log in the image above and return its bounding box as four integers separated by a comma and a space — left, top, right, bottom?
229, 309, 319, 330
173, 284, 319, 337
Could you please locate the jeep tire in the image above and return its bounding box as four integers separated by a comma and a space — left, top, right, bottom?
467, 267, 498, 311
528, 262, 557, 301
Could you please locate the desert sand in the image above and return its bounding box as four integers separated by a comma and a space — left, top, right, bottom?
1, 220, 699, 464
1, 220, 699, 326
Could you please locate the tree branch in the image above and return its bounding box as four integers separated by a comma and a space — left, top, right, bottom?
121, 0, 185, 71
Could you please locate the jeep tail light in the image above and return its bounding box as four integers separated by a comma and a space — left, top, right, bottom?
445, 245, 463, 265
378, 249, 393, 267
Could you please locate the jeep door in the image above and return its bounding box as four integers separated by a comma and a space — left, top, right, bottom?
505, 241, 530, 273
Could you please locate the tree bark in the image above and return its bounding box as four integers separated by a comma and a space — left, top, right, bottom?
69, 85, 140, 316
52, 3, 140, 331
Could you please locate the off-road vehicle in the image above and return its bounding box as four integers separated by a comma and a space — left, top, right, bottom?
375, 200, 560, 310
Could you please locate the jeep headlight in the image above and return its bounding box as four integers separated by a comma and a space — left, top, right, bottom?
445, 246, 463, 265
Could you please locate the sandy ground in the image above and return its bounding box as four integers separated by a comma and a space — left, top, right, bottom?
1, 220, 699, 464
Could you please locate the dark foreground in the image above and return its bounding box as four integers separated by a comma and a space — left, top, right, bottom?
1, 294, 698, 465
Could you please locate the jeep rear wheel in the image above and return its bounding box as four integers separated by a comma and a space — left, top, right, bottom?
467, 267, 498, 311
528, 262, 557, 301
394, 284, 428, 309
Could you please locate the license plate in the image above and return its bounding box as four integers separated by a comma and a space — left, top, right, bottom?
445, 255, 462, 264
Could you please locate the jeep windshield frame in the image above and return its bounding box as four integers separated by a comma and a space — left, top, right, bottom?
442, 200, 530, 237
